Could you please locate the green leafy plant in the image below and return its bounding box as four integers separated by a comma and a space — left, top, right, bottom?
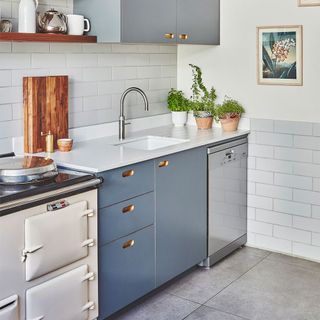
189, 64, 217, 117
167, 88, 189, 112
216, 97, 245, 120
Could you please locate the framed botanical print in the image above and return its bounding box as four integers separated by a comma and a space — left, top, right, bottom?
257, 25, 303, 86
298, 0, 320, 6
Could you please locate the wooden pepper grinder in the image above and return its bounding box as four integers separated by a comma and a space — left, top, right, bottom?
41, 131, 54, 153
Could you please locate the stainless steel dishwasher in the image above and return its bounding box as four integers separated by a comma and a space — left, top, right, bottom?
202, 136, 248, 268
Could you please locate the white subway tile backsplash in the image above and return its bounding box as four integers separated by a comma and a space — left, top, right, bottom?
248, 220, 273, 236
274, 199, 311, 217
273, 225, 311, 244
256, 158, 293, 174
112, 67, 137, 80
248, 169, 273, 184
293, 189, 320, 206
293, 163, 320, 178
249, 118, 320, 261
0, 104, 12, 122
312, 233, 320, 247
248, 194, 273, 210
274, 120, 313, 136
0, 70, 11, 87
294, 136, 320, 151
275, 173, 312, 190
293, 242, 320, 261
250, 119, 274, 132
249, 144, 274, 158
0, 53, 30, 69
255, 234, 292, 253
0, 1, 176, 137
137, 66, 162, 79
256, 183, 292, 200
149, 54, 177, 66
256, 209, 292, 227
83, 67, 112, 82
293, 216, 320, 233
312, 206, 320, 219
32, 54, 66, 68
256, 132, 293, 147
274, 147, 312, 163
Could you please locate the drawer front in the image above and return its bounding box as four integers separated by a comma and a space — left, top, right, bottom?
99, 192, 154, 245
99, 225, 155, 318
99, 161, 154, 208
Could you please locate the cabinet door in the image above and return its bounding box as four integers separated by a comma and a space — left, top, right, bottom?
99, 226, 155, 318
155, 148, 207, 287
121, 0, 177, 43
177, 0, 220, 45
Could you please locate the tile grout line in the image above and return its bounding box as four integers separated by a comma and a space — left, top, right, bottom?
201, 251, 272, 308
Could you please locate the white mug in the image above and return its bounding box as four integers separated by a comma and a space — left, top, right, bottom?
67, 14, 90, 35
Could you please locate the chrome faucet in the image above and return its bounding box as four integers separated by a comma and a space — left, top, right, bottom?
119, 87, 149, 140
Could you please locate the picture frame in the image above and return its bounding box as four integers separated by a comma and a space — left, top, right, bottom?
257, 25, 303, 86
298, 0, 320, 6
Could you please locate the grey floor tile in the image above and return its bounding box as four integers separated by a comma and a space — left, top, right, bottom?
206, 259, 320, 320
185, 306, 247, 320
165, 247, 268, 304
114, 291, 200, 320
267, 252, 320, 273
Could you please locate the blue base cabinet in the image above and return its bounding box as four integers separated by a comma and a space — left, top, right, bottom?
99, 226, 155, 319
98, 148, 208, 318
155, 147, 207, 286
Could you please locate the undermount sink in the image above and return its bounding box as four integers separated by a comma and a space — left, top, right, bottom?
114, 136, 190, 151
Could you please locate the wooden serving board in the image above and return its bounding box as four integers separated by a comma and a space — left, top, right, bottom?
23, 76, 68, 153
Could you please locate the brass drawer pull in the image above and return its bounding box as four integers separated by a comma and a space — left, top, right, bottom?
159, 160, 169, 168
122, 169, 135, 178
164, 33, 175, 39
122, 204, 135, 214
179, 34, 188, 40
122, 239, 135, 249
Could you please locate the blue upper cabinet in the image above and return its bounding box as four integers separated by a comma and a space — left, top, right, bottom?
74, 0, 220, 45
177, 0, 220, 45
121, 0, 177, 44
155, 148, 207, 287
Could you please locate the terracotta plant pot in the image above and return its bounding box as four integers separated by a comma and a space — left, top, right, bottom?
195, 116, 213, 130
220, 115, 240, 132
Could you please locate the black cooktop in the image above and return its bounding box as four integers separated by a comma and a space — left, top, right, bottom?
0, 169, 95, 205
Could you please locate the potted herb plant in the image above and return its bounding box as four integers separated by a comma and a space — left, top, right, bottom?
216, 97, 245, 132
167, 88, 189, 127
188, 64, 217, 130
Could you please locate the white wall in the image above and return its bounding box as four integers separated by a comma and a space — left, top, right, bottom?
178, 0, 320, 122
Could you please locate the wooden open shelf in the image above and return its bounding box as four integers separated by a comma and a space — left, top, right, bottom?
0, 32, 97, 43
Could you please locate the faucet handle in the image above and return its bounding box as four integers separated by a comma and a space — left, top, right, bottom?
125, 121, 131, 126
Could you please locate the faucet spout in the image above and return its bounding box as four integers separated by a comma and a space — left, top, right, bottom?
119, 87, 149, 141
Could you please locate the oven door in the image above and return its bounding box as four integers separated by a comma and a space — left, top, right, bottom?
0, 295, 19, 320
23, 200, 95, 281
26, 265, 95, 320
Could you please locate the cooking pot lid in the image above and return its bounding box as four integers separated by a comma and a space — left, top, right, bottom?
0, 156, 56, 177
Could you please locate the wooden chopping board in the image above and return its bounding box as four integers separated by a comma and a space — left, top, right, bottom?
23, 76, 68, 153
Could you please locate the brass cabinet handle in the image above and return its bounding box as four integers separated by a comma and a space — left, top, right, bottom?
179, 34, 188, 40
122, 204, 135, 214
164, 33, 175, 39
122, 169, 135, 178
158, 160, 169, 168
122, 239, 135, 249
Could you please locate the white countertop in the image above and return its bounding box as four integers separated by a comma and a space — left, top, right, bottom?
42, 126, 250, 173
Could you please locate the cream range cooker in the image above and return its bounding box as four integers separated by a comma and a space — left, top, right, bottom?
0, 155, 102, 320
